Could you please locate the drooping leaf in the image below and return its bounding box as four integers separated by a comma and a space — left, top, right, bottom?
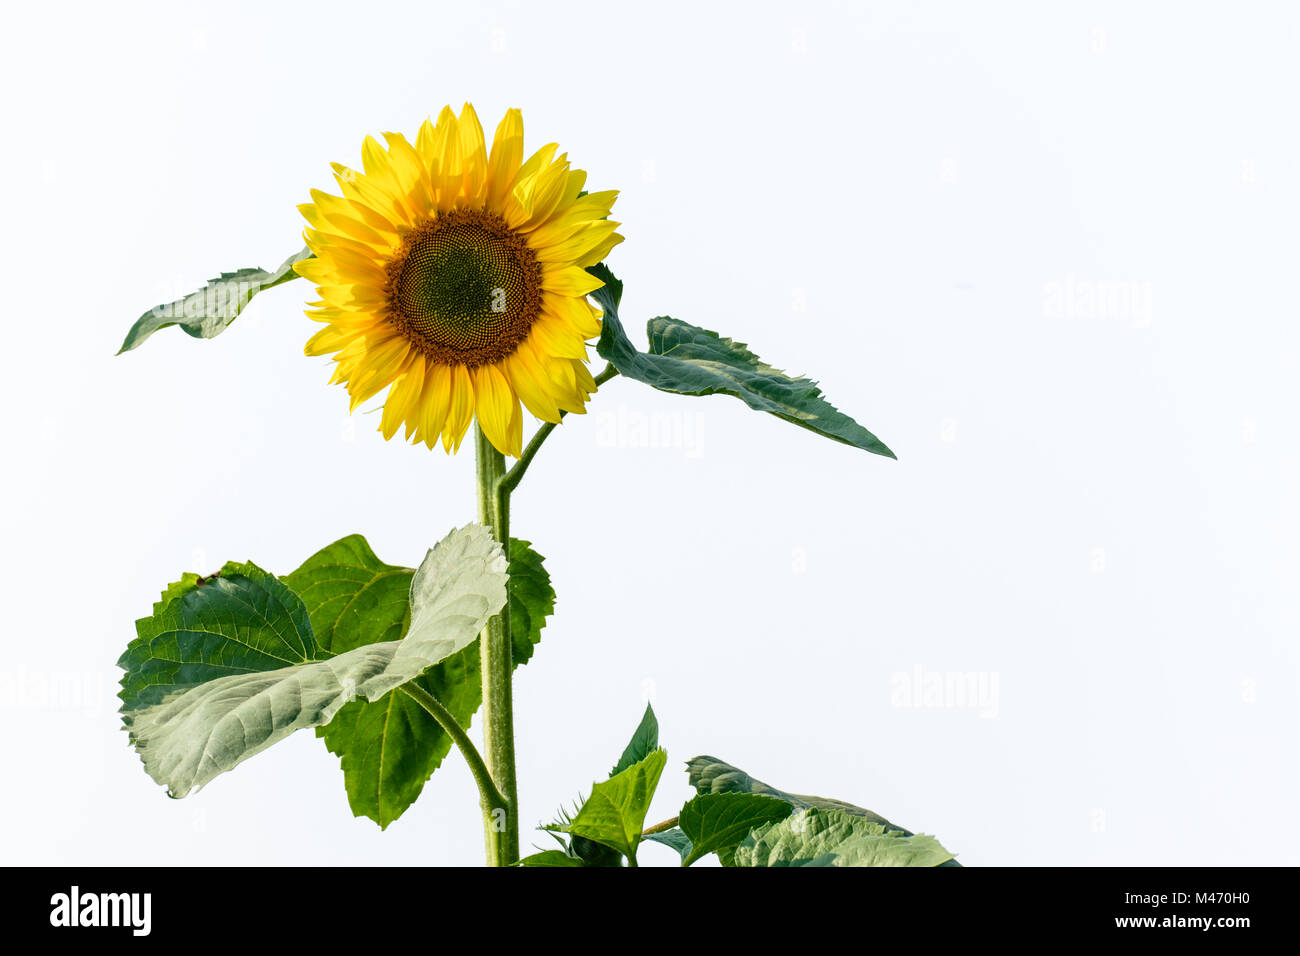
588, 263, 894, 458
117, 525, 507, 798
117, 247, 310, 353
283, 535, 552, 828
685, 755, 908, 833
610, 702, 659, 777
549, 749, 667, 863
733, 809, 956, 867
677, 792, 793, 866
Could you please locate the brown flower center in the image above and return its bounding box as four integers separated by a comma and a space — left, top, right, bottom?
383, 209, 542, 367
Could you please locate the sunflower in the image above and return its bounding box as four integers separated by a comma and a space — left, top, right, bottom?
294, 104, 622, 457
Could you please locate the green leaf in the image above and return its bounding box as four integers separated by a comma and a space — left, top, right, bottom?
517, 850, 585, 867
281, 534, 411, 654
117, 247, 310, 354
610, 702, 659, 777
552, 749, 667, 863
677, 793, 793, 866
504, 538, 554, 667
588, 263, 895, 458
734, 809, 955, 867
685, 755, 909, 833
119, 563, 317, 712
282, 535, 553, 828
117, 525, 507, 798
643, 827, 693, 864
150, 572, 203, 616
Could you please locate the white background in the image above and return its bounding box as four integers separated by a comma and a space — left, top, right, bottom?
3, 0, 1296, 866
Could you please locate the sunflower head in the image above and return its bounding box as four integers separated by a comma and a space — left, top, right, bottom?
294, 104, 622, 457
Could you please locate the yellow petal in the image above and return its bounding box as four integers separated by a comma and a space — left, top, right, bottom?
502, 144, 558, 223
415, 117, 438, 163
505, 340, 562, 423
561, 168, 587, 207
575, 230, 625, 268
343, 335, 410, 411
303, 226, 388, 263
572, 358, 597, 395
305, 324, 355, 357
314, 282, 387, 311
302, 198, 389, 247
443, 364, 475, 453
486, 108, 524, 211
535, 220, 621, 264
528, 311, 589, 359
330, 162, 410, 226
310, 188, 400, 241
428, 106, 464, 212
458, 103, 488, 198
472, 364, 517, 456
543, 291, 602, 339
419, 362, 452, 448
541, 265, 605, 297
294, 257, 336, 285
380, 352, 427, 440
525, 189, 620, 244
382, 131, 435, 220
506, 390, 523, 457
509, 153, 570, 230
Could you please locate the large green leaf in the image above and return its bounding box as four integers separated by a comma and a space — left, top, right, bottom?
677, 793, 793, 866
281, 534, 411, 655
734, 809, 955, 867
588, 263, 894, 458
117, 247, 310, 354
119, 562, 317, 712
283, 535, 553, 828
117, 525, 507, 798
550, 749, 667, 864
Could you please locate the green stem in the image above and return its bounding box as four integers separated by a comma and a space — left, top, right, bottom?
470, 366, 618, 865
475, 425, 518, 866
398, 683, 506, 815
501, 364, 619, 496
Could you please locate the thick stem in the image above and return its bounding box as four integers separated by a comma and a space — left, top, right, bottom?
475, 425, 519, 866
469, 367, 617, 864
